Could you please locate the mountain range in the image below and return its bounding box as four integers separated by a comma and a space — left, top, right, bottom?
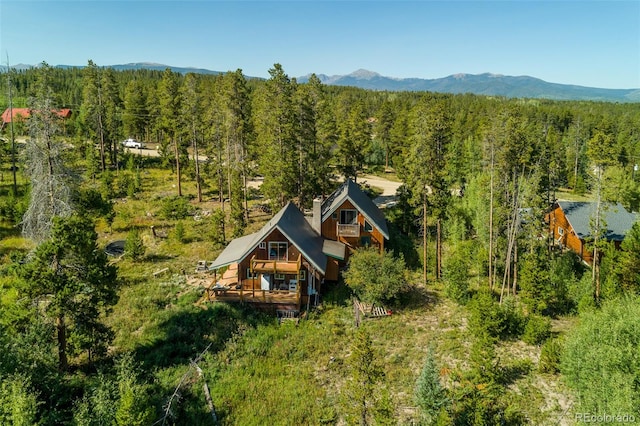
3, 63, 639, 102
298, 69, 640, 103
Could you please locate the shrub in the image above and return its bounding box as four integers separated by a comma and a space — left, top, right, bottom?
173, 221, 186, 243
539, 338, 563, 374
415, 348, 449, 423
522, 315, 552, 346
124, 229, 145, 261
443, 244, 471, 304
468, 292, 525, 341
500, 296, 526, 339
343, 248, 406, 305
562, 297, 640, 417
159, 196, 193, 220
0, 194, 28, 224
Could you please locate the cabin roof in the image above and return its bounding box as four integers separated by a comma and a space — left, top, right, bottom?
1, 108, 72, 123
210, 202, 328, 274
321, 179, 389, 239
557, 201, 637, 241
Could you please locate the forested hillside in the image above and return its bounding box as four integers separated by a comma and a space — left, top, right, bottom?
1, 62, 639, 425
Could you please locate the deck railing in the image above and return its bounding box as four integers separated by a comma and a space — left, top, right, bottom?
337, 223, 360, 237
207, 281, 301, 308
250, 254, 301, 274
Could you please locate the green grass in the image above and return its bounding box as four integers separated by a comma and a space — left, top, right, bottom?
0, 157, 576, 425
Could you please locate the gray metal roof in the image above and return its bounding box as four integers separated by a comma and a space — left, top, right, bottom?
322, 239, 346, 260
321, 179, 390, 239
557, 201, 637, 241
208, 233, 259, 270
209, 202, 327, 274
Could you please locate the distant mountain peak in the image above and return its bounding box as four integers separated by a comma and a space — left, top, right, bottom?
297, 70, 639, 102
348, 69, 380, 79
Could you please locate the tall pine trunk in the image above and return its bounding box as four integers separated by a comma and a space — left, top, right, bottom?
173, 136, 182, 196
57, 314, 68, 371
423, 192, 428, 286
193, 131, 202, 202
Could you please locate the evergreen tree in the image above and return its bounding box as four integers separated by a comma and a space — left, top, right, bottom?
402, 98, 451, 282
19, 215, 119, 371
336, 98, 370, 182
415, 348, 449, 424
344, 328, 388, 425
80, 60, 108, 172
23, 63, 76, 243
253, 64, 297, 207
158, 68, 185, 196
180, 73, 204, 201
221, 70, 252, 230
100, 68, 123, 168
122, 79, 148, 141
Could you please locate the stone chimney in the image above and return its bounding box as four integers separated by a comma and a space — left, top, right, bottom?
312, 197, 322, 235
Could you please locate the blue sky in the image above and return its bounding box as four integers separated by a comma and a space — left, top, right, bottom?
1, 1, 639, 89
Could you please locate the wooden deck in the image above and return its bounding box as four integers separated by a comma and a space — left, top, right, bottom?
208, 288, 300, 305
207, 263, 301, 309
250, 254, 301, 274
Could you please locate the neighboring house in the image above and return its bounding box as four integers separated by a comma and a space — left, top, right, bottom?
1, 108, 73, 130
207, 179, 389, 310
547, 201, 637, 264
312, 178, 389, 279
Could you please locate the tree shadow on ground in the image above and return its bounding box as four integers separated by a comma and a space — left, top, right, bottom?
133, 302, 272, 371
322, 279, 353, 307
396, 283, 440, 312
144, 253, 177, 263
496, 359, 534, 387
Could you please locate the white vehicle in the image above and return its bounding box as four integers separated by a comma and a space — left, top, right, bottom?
122, 138, 145, 149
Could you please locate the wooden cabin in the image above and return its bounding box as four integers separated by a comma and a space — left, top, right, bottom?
207, 179, 389, 310
312, 179, 390, 260
547, 201, 637, 264
207, 202, 345, 311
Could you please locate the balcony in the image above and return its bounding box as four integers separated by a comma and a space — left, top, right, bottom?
250, 253, 301, 274
337, 223, 360, 238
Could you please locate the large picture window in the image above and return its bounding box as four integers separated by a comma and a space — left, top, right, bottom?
340, 209, 358, 225
268, 242, 288, 260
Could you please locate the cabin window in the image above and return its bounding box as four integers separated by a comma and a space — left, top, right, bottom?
558, 227, 564, 236
360, 235, 371, 246
299, 270, 306, 281
259, 242, 266, 249
269, 242, 288, 260
274, 273, 285, 280
340, 209, 358, 224
364, 220, 373, 232
246, 268, 258, 279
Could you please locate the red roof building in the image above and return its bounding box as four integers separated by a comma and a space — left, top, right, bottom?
1, 108, 72, 128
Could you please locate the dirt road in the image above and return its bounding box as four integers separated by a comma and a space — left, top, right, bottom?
126, 147, 402, 205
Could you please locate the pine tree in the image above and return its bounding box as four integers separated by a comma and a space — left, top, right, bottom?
158, 68, 185, 196
19, 215, 119, 371
344, 328, 386, 425
180, 73, 204, 202
253, 64, 297, 207
80, 60, 107, 172
123, 79, 148, 141
403, 98, 451, 283
23, 63, 76, 243
415, 348, 449, 424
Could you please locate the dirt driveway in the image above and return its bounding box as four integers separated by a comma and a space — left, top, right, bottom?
126, 146, 402, 205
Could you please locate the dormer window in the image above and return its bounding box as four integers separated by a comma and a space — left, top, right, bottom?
340, 209, 357, 225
